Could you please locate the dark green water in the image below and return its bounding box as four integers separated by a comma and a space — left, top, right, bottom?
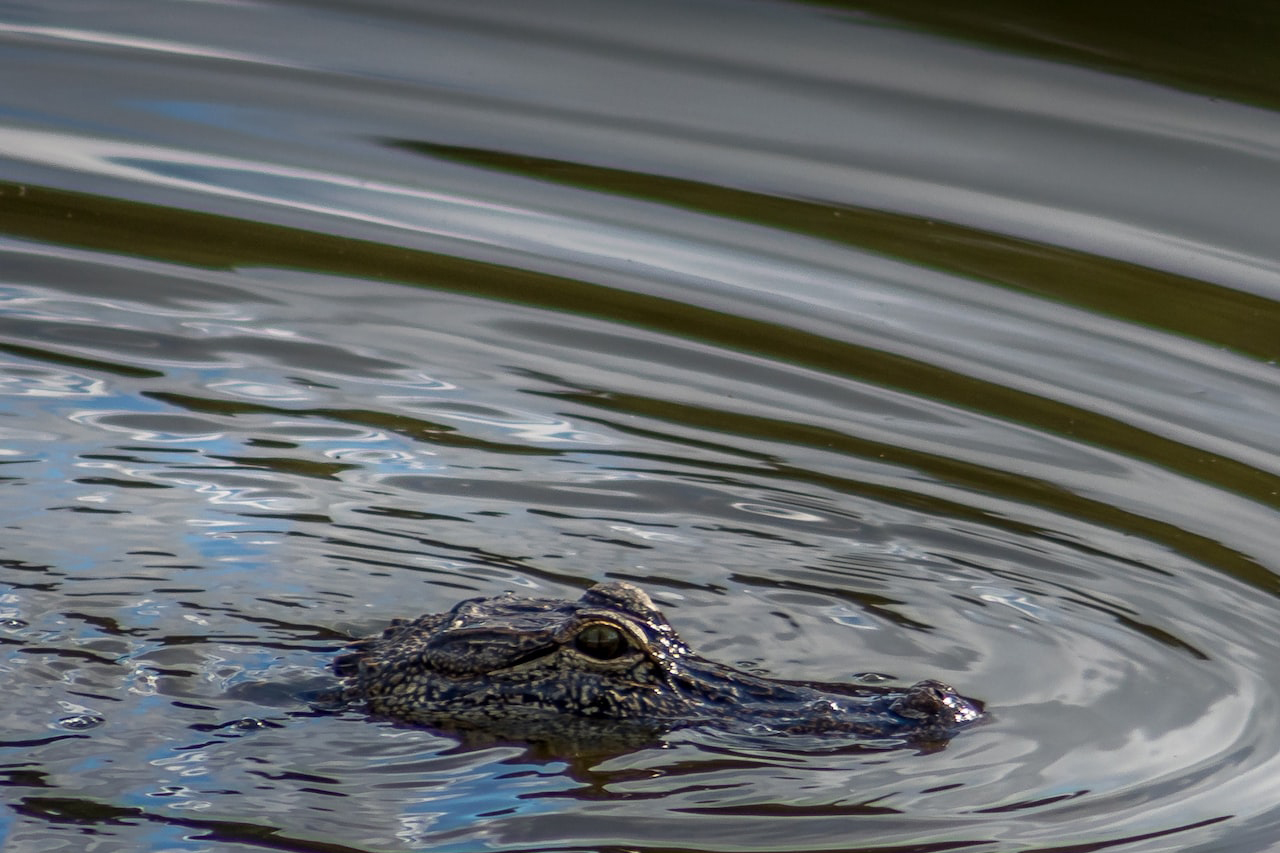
1, 2, 1279, 851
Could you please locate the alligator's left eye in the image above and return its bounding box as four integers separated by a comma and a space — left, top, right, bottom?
574, 623, 629, 660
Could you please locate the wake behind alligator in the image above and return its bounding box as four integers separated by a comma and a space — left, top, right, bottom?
334, 581, 984, 748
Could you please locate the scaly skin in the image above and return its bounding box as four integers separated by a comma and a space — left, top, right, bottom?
335, 581, 983, 747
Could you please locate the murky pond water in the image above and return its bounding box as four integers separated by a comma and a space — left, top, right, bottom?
2, 2, 1280, 851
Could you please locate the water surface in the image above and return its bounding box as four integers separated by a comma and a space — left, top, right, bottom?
2, 2, 1279, 851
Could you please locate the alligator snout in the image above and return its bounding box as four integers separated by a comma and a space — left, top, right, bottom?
890, 679, 985, 725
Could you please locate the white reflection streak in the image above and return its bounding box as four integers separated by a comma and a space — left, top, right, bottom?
608, 524, 681, 542
0, 23, 284, 66
428, 409, 609, 444
0, 364, 107, 397
0, 127, 526, 243
68, 410, 225, 442
71, 454, 311, 511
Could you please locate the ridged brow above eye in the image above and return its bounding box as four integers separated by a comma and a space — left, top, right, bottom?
572, 621, 631, 660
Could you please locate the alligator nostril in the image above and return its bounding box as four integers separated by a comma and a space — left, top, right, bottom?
890, 679, 962, 721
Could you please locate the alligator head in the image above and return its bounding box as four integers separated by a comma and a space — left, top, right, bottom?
334, 581, 983, 748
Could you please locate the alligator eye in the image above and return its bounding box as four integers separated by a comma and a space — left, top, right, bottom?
573, 623, 629, 660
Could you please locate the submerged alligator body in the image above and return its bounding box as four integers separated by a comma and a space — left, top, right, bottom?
335, 581, 983, 747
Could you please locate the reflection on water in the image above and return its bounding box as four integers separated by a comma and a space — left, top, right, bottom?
1, 1, 1279, 851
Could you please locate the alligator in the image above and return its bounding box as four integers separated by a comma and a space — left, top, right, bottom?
334, 581, 983, 748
